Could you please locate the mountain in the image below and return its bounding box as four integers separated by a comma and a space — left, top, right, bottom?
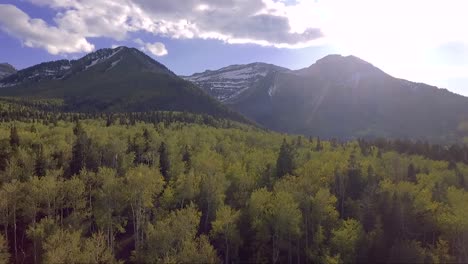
192, 55, 468, 142
182, 62, 288, 102
0, 63, 16, 79
0, 47, 246, 122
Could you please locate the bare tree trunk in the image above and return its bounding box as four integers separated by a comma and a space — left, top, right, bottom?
225, 236, 229, 264
204, 202, 211, 232
32, 216, 37, 264
131, 203, 137, 250
13, 205, 17, 262
288, 233, 292, 264
3, 216, 8, 244
304, 213, 309, 254
296, 237, 300, 264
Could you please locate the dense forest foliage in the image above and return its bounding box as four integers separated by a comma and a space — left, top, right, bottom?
0, 101, 467, 263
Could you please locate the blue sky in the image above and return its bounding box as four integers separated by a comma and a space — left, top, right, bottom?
1, 0, 468, 96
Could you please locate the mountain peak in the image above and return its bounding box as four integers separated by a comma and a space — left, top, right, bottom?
0, 46, 175, 87
316, 54, 370, 65
0, 47, 246, 122
0, 63, 17, 79
295, 54, 384, 79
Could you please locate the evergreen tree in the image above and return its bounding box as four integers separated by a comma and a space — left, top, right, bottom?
315, 137, 323, 151
457, 170, 466, 190
296, 136, 303, 147
70, 124, 89, 176
34, 145, 46, 177
73, 121, 84, 136
377, 148, 383, 158
407, 163, 417, 182
159, 141, 170, 180
143, 128, 151, 153
347, 152, 363, 200
276, 139, 294, 178
106, 114, 114, 127
182, 145, 192, 173
9, 126, 19, 149
0, 140, 10, 171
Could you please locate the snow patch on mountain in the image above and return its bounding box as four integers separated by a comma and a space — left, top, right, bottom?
184, 63, 288, 102
106, 57, 122, 71
85, 48, 122, 70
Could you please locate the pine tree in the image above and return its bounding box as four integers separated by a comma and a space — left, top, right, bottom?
159, 141, 170, 180
106, 114, 113, 127
182, 145, 192, 173
70, 124, 89, 176
315, 137, 323, 151
377, 148, 383, 158
34, 145, 47, 177
407, 163, 417, 182
143, 128, 151, 153
73, 121, 84, 136
296, 136, 303, 147
276, 139, 294, 178
9, 126, 19, 149
347, 152, 363, 199
457, 170, 466, 190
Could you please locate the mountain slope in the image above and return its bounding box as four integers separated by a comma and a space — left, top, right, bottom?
0, 47, 247, 122
182, 62, 289, 102
0, 63, 16, 79
202, 55, 468, 142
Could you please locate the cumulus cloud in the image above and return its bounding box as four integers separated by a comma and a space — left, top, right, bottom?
0, 0, 324, 55
134, 38, 168, 56
145, 42, 168, 57
6, 0, 467, 61
130, 0, 323, 47
0, 4, 94, 54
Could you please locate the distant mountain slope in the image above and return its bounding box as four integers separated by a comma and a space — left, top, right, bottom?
0, 63, 16, 79
195, 55, 468, 142
182, 63, 289, 102
0, 47, 248, 123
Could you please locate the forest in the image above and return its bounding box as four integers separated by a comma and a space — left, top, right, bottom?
0, 101, 467, 263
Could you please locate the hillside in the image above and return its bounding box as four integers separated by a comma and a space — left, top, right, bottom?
0, 47, 247, 123
192, 55, 468, 142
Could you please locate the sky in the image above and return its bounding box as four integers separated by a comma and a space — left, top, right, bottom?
1, 0, 468, 96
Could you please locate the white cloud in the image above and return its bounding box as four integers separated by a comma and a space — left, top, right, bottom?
0, 4, 94, 54
0, 0, 324, 55
145, 42, 168, 57
134, 38, 144, 45
130, 0, 322, 47
1, 0, 468, 81
134, 39, 168, 56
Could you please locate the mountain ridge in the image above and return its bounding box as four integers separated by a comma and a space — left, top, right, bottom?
186, 55, 468, 142
0, 46, 249, 124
